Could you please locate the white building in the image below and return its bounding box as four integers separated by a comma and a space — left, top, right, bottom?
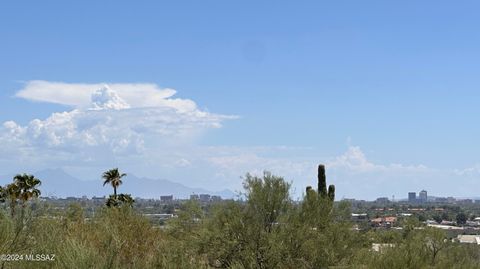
457, 235, 480, 245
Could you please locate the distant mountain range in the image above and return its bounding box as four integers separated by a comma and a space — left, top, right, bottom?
1, 169, 235, 199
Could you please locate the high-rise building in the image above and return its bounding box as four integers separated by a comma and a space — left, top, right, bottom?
160, 195, 173, 202
419, 190, 427, 203
408, 192, 416, 203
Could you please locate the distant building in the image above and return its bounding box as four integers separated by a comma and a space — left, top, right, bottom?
211, 195, 222, 202
408, 192, 416, 203
466, 220, 480, 227
371, 216, 397, 228
199, 194, 211, 202
92, 196, 105, 205
351, 213, 368, 221
458, 199, 473, 205
160, 195, 173, 202
440, 220, 456, 226
190, 194, 199, 200
435, 197, 448, 203
456, 235, 480, 245
376, 197, 389, 203
419, 190, 427, 203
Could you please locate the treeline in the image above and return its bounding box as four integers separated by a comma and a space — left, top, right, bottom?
0, 167, 480, 268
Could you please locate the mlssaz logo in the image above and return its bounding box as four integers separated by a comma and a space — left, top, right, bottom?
25, 254, 55, 262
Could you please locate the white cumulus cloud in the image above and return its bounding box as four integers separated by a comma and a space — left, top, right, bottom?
1, 81, 236, 162
327, 146, 429, 173
90, 85, 130, 110
15, 80, 197, 112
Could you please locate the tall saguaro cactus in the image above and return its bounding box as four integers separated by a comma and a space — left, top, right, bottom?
318, 164, 335, 202
318, 165, 328, 198
305, 164, 335, 202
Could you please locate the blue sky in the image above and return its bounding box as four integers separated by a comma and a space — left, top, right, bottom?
1, 1, 480, 199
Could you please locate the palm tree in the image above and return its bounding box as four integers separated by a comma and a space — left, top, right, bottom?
106, 193, 135, 208
13, 174, 42, 208
106, 195, 119, 208
0, 174, 41, 218
102, 168, 126, 198
5, 183, 20, 217
118, 193, 134, 207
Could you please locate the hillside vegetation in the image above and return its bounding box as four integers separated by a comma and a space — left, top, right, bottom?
0, 168, 479, 268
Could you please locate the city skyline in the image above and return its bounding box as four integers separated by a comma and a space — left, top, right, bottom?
2, 2, 480, 200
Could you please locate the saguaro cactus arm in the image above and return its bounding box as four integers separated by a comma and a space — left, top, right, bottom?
328, 185, 335, 202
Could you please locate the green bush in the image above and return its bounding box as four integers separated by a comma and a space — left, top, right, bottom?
0, 171, 480, 268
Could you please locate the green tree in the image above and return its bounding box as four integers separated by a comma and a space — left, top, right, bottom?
242, 172, 291, 268
243, 172, 291, 233
456, 212, 467, 225
201, 201, 247, 267
423, 227, 448, 266
13, 173, 42, 209
433, 214, 442, 224
102, 168, 126, 198
166, 199, 206, 267
441, 212, 450, 221
278, 190, 359, 268
199, 172, 291, 269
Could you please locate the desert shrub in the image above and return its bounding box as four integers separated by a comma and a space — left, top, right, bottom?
2, 172, 480, 268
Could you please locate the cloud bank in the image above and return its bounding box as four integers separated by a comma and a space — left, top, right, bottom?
2, 80, 476, 199
16, 80, 197, 112
327, 146, 429, 173
1, 82, 235, 164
